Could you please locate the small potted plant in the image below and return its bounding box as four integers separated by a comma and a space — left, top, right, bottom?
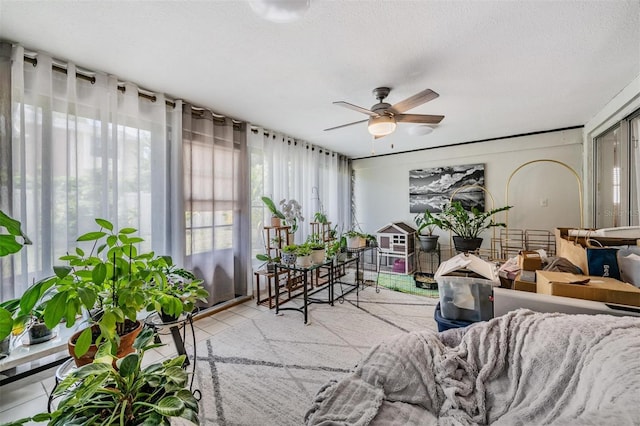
146, 257, 209, 323
414, 210, 440, 251
256, 252, 280, 273
280, 198, 304, 234
429, 201, 512, 253
261, 196, 286, 227
295, 243, 312, 268
14, 327, 200, 425
326, 235, 348, 264
345, 230, 366, 249
313, 211, 328, 224
281, 244, 297, 264
306, 234, 326, 264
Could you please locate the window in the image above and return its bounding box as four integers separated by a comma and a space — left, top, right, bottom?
593, 109, 640, 227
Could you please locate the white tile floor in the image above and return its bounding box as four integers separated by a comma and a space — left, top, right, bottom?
0, 298, 270, 425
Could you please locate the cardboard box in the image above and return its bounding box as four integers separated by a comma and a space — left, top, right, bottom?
518, 250, 542, 271
513, 272, 537, 293
536, 270, 640, 307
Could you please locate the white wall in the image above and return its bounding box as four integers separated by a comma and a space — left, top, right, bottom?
351, 128, 584, 249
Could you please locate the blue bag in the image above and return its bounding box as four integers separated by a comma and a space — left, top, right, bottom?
586, 247, 620, 280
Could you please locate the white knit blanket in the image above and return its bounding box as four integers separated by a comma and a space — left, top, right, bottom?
305, 309, 640, 425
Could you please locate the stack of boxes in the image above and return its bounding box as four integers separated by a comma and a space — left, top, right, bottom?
512, 250, 640, 309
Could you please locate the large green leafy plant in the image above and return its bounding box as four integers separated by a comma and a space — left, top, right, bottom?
424, 201, 512, 239
0, 210, 31, 342
34, 218, 205, 358
9, 327, 200, 426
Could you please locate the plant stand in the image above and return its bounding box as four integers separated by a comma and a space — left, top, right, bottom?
416, 242, 441, 274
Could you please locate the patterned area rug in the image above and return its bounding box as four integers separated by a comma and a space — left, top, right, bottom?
191, 287, 439, 425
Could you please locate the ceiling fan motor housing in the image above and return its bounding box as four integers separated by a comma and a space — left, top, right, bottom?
371, 103, 392, 116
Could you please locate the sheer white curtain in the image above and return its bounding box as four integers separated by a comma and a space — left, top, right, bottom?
182, 106, 249, 306
247, 127, 351, 249
4, 46, 175, 300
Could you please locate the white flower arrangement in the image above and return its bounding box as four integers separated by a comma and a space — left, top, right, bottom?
280, 199, 304, 233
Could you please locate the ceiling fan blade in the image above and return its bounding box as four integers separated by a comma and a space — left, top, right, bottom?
395, 114, 444, 124
389, 89, 439, 114
324, 119, 368, 132
333, 101, 377, 116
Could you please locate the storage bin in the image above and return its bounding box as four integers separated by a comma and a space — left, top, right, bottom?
436, 275, 500, 322
434, 302, 474, 332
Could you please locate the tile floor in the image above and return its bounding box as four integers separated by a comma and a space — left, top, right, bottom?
0, 298, 271, 425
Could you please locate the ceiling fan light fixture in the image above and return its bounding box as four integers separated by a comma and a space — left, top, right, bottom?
249, 0, 311, 23
367, 115, 396, 136
407, 124, 434, 136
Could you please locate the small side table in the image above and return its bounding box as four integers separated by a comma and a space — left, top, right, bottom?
417, 243, 441, 274
48, 357, 76, 412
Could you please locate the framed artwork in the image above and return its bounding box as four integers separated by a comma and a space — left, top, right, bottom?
409, 163, 485, 213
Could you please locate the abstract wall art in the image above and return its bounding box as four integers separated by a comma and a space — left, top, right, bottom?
409, 163, 485, 213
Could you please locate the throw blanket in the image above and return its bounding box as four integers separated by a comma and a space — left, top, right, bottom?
305, 309, 640, 425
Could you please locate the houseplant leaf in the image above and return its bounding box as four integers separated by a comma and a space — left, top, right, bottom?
74, 327, 93, 358
154, 396, 185, 417
117, 352, 139, 377
0, 308, 12, 341
77, 231, 107, 242
0, 234, 22, 256
94, 218, 113, 231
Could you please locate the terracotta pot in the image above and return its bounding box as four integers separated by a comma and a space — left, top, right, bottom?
270, 216, 282, 227
68, 319, 143, 367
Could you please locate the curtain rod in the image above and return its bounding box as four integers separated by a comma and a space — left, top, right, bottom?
248, 127, 339, 157
24, 55, 243, 129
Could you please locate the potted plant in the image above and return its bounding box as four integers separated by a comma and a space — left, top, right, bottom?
146, 257, 209, 323
345, 230, 366, 249
313, 211, 328, 224
281, 244, 297, 265
295, 243, 312, 268
256, 252, 280, 273
427, 201, 512, 253
364, 233, 377, 247
279, 198, 304, 234
25, 302, 55, 344
0, 210, 31, 357
306, 234, 326, 264
414, 210, 440, 251
326, 235, 348, 264
13, 327, 200, 425
261, 196, 286, 227
35, 218, 204, 366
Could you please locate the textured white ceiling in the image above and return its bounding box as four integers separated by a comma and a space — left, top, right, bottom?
1, 0, 639, 158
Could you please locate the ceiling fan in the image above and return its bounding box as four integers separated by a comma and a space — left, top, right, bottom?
325, 87, 444, 139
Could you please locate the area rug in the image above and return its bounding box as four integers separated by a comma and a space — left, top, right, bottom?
192, 287, 439, 425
